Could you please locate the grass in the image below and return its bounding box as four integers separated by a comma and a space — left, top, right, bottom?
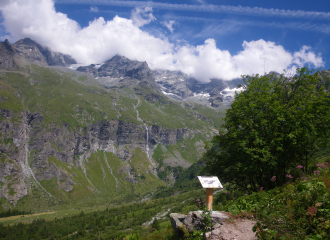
130, 148, 165, 195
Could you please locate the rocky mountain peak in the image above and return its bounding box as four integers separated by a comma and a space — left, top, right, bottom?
2, 39, 16, 54
0, 39, 17, 69
12, 38, 76, 67
77, 55, 159, 92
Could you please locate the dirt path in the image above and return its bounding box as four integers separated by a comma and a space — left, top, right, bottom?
0, 212, 56, 222
0, 69, 30, 77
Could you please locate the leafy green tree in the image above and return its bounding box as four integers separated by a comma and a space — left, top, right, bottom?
204, 68, 330, 192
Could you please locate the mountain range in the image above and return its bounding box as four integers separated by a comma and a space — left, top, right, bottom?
0, 38, 226, 212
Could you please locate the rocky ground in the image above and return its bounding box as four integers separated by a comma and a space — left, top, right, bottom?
170, 211, 257, 240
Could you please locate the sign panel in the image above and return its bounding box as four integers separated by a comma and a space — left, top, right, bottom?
198, 176, 223, 188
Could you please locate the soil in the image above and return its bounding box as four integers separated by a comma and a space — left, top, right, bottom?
206, 218, 258, 240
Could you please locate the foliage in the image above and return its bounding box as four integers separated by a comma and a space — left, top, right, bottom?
151, 218, 160, 231
152, 161, 203, 199
204, 68, 330, 192
0, 188, 206, 239
217, 162, 330, 239
176, 198, 215, 240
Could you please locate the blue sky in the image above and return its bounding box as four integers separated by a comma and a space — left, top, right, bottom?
0, 0, 329, 81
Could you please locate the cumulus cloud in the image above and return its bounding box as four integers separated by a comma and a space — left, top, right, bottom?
0, 0, 324, 81
90, 6, 98, 13
131, 6, 156, 27
161, 20, 175, 33
293, 45, 324, 67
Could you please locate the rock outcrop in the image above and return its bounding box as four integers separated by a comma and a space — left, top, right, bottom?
170, 211, 257, 240
12, 38, 76, 66
170, 211, 230, 237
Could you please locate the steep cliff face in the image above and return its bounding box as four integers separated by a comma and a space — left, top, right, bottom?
0, 109, 191, 205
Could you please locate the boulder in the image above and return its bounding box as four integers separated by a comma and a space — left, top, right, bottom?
170, 211, 231, 237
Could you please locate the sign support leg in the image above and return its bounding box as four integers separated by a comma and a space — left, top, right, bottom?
206, 188, 213, 211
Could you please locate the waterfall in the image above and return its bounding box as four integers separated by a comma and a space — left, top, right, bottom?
133, 99, 158, 178
134, 100, 150, 159
21, 143, 53, 198
145, 126, 150, 159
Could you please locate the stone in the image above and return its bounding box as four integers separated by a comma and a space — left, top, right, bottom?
170, 211, 232, 237
170, 213, 187, 238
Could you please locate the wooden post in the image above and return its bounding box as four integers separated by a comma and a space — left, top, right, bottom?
206, 188, 213, 211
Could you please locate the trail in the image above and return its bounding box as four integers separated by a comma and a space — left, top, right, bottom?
142, 207, 172, 227
103, 152, 119, 189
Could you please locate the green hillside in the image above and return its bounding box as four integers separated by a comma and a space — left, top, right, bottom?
0, 62, 224, 212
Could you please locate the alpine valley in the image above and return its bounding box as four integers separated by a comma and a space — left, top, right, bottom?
0, 38, 244, 213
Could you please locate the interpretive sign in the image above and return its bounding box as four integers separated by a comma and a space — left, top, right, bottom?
198, 176, 223, 189
198, 176, 223, 211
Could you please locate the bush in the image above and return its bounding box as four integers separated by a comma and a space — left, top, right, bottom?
219, 162, 330, 239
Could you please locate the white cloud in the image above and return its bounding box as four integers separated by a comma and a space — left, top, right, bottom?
0, 0, 324, 82
161, 20, 175, 33
131, 6, 156, 27
293, 46, 324, 67
90, 6, 98, 13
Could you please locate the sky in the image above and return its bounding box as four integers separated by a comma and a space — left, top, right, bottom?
0, 0, 329, 82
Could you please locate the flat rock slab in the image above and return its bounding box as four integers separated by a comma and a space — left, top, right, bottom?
206, 218, 258, 240
195, 211, 231, 220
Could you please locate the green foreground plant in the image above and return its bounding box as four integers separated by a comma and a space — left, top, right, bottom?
216, 162, 330, 239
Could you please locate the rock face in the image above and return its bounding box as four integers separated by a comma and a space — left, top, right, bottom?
12, 38, 76, 66
0, 39, 17, 69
